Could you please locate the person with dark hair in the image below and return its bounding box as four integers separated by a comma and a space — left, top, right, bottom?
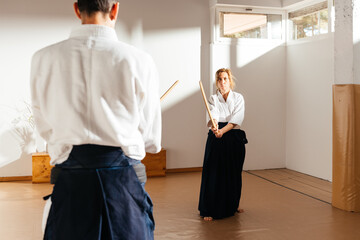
198, 68, 247, 221
30, 1, 161, 239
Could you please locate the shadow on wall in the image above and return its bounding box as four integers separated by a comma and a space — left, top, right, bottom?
0, 101, 36, 176
355, 41, 360, 84
117, 0, 208, 31
0, 0, 75, 17
0, 0, 209, 33
161, 91, 207, 169
0, 123, 35, 177
115, 0, 211, 88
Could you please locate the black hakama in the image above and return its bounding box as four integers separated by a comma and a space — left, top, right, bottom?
198, 122, 247, 219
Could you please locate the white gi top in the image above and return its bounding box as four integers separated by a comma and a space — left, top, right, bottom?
30, 25, 162, 165
208, 90, 245, 129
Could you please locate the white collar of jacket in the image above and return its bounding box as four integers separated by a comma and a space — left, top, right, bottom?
216, 89, 233, 103
69, 24, 118, 41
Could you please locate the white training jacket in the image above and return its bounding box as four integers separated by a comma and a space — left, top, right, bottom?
208, 90, 245, 128
30, 24, 162, 165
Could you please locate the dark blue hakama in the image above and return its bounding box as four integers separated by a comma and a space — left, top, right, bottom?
198, 122, 247, 219
44, 144, 154, 240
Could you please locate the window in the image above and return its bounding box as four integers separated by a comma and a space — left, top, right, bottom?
288, 1, 328, 40
220, 12, 282, 40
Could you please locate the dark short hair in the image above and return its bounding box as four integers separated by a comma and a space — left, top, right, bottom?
77, 0, 118, 15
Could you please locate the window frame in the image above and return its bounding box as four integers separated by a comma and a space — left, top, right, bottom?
212, 5, 286, 44
285, 0, 334, 43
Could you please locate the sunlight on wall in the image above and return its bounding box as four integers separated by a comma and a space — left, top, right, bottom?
143, 28, 202, 112
210, 41, 283, 92
235, 41, 283, 68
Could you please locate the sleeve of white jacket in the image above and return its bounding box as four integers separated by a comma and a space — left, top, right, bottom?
208, 95, 219, 122
229, 94, 245, 127
30, 53, 53, 142
138, 57, 162, 154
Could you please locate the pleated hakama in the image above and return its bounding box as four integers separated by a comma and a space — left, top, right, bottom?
198, 122, 247, 219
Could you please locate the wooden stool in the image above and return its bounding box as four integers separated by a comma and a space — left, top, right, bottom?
32, 152, 53, 183
143, 149, 166, 177
32, 149, 166, 183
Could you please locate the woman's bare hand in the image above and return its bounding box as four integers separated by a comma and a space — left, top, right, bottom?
210, 120, 218, 134
215, 129, 223, 138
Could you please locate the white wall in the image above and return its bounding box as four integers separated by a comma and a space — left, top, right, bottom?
116, 0, 211, 169
0, 0, 210, 176
0, 0, 76, 177
285, 35, 334, 181
209, 0, 334, 178
0, 0, 336, 180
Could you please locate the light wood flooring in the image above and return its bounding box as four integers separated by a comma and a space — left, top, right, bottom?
246, 169, 332, 204
0, 169, 359, 240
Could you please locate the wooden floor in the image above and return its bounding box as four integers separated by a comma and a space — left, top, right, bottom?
246, 169, 332, 204
1, 169, 359, 240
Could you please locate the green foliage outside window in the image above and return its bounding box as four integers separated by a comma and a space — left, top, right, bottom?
290, 8, 328, 40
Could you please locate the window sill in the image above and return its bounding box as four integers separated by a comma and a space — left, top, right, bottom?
286, 32, 333, 46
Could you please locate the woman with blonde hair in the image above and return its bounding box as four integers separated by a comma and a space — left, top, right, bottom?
198, 68, 247, 221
